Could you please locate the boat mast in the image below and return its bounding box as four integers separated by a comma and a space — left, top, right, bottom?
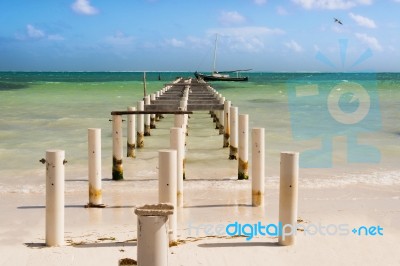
212, 34, 218, 73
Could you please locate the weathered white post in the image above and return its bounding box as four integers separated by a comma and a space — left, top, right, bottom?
218, 97, 225, 134
45, 150, 65, 247
252, 128, 265, 207
112, 115, 123, 180
135, 204, 174, 266
150, 94, 156, 129
137, 101, 144, 148
229, 106, 238, 160
88, 128, 102, 206
223, 101, 231, 148
170, 127, 184, 207
144, 95, 151, 136
278, 152, 299, 246
238, 114, 249, 179
127, 107, 136, 158
158, 150, 177, 245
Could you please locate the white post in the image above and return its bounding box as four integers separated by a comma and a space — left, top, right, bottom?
218, 97, 225, 135
127, 107, 136, 158
170, 128, 184, 207
88, 128, 102, 206
144, 96, 151, 136
252, 128, 265, 207
45, 150, 65, 247
135, 204, 173, 266
229, 106, 238, 160
238, 114, 249, 179
137, 101, 144, 148
150, 94, 156, 129
278, 152, 299, 246
223, 101, 231, 148
158, 150, 177, 244
112, 115, 123, 180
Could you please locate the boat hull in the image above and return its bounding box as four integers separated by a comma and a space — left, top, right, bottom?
194, 72, 248, 82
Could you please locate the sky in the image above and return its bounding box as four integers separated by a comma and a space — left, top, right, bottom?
1, 0, 400, 72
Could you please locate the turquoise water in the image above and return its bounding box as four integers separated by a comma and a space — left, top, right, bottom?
1, 72, 399, 193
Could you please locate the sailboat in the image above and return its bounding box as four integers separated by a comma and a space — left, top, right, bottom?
194, 35, 250, 82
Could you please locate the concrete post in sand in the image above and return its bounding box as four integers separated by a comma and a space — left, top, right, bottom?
223, 101, 231, 148
229, 106, 238, 160
144, 95, 151, 136
135, 204, 174, 266
218, 97, 225, 134
238, 114, 249, 180
158, 150, 178, 244
174, 113, 186, 180
278, 152, 299, 246
127, 107, 136, 158
137, 101, 144, 148
155, 92, 161, 121
88, 128, 102, 206
45, 150, 65, 247
179, 100, 188, 136
252, 128, 265, 207
170, 127, 184, 207
112, 115, 123, 180
150, 94, 156, 129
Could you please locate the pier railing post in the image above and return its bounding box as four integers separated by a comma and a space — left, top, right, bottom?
88, 128, 102, 206
238, 114, 249, 179
112, 114, 123, 180
144, 95, 151, 136
127, 107, 136, 158
229, 106, 238, 160
135, 204, 174, 266
278, 152, 299, 246
170, 127, 184, 207
252, 128, 265, 207
223, 101, 231, 148
137, 101, 144, 148
45, 150, 65, 247
158, 150, 178, 245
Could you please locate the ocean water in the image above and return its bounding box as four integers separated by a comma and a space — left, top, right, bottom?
0, 72, 399, 194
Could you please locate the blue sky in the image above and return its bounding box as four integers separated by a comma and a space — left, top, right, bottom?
1, 0, 400, 72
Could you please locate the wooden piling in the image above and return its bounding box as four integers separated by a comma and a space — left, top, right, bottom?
112, 115, 123, 180
137, 101, 144, 148
238, 114, 249, 180
229, 106, 238, 160
252, 128, 265, 207
144, 96, 151, 136
278, 152, 299, 246
127, 107, 136, 158
223, 101, 231, 148
150, 94, 156, 129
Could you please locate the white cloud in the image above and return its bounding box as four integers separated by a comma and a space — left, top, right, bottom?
219, 11, 246, 26
106, 32, 134, 45
284, 40, 303, 52
292, 0, 372, 10
71, 0, 98, 15
349, 12, 376, 28
277, 6, 289, 15
27, 24, 45, 38
165, 38, 185, 48
253, 0, 267, 5
355, 33, 382, 51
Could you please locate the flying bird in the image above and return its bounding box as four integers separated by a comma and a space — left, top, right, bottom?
334, 18, 343, 25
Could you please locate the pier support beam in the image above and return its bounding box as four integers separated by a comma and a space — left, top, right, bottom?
127, 107, 136, 158
45, 150, 65, 247
137, 101, 144, 148
238, 114, 249, 180
278, 152, 299, 246
158, 150, 178, 245
229, 106, 238, 160
88, 128, 102, 206
112, 115, 123, 180
223, 101, 231, 148
252, 128, 265, 207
